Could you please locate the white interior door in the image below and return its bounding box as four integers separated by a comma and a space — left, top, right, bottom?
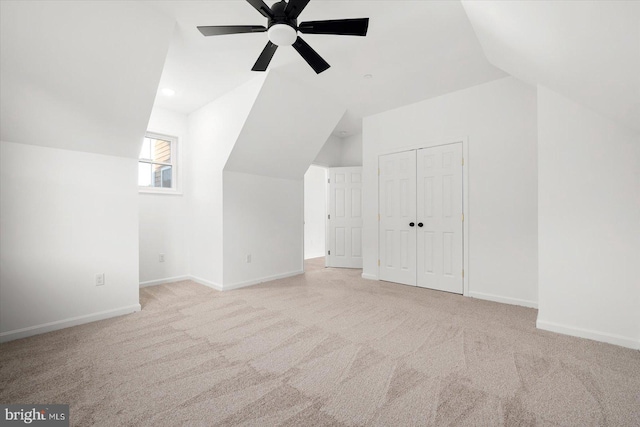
379, 151, 417, 286
416, 143, 463, 293
327, 167, 363, 268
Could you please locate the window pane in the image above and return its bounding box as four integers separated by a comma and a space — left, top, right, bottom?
152, 164, 172, 188
138, 132, 176, 190
139, 138, 152, 160
160, 166, 172, 188
150, 138, 171, 163
138, 162, 152, 187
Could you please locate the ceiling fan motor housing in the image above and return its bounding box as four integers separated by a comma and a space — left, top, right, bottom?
267, 1, 298, 46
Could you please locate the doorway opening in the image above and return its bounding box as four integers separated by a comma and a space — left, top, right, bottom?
304, 164, 328, 271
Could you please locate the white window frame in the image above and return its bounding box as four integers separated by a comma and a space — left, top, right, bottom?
138, 131, 182, 195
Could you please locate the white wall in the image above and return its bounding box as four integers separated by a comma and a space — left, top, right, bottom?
0, 141, 140, 341
223, 171, 303, 288
139, 107, 189, 286
181, 70, 345, 289
314, 135, 344, 167
187, 76, 265, 287
536, 86, 640, 349
219, 71, 344, 287
363, 76, 538, 307
314, 133, 363, 167
225, 70, 345, 180
0, 1, 174, 342
341, 133, 363, 166
304, 165, 327, 260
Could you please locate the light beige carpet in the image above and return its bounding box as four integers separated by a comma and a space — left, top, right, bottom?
1, 258, 639, 426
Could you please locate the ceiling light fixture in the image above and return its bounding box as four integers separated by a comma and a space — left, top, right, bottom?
196, 0, 369, 74
161, 88, 176, 97
363, 74, 373, 79
268, 24, 297, 46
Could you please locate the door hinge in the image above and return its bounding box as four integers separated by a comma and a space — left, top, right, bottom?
378, 213, 380, 221
462, 157, 464, 166
461, 213, 464, 222
378, 168, 380, 176
378, 259, 381, 266
328, 250, 331, 255
328, 214, 330, 220
327, 178, 330, 183
462, 269, 464, 278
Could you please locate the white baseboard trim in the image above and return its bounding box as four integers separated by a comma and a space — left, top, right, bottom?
361, 273, 378, 281
223, 270, 304, 291
184, 271, 305, 292
304, 253, 325, 260
139, 275, 189, 288
0, 304, 141, 343
536, 319, 640, 350
468, 291, 538, 309
189, 275, 223, 291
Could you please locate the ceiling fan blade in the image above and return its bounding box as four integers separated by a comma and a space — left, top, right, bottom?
292, 36, 330, 74
246, 0, 274, 18
198, 25, 266, 36
285, 0, 311, 19
298, 18, 369, 36
252, 41, 278, 72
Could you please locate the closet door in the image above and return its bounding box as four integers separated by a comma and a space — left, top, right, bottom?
416, 143, 463, 294
379, 151, 417, 286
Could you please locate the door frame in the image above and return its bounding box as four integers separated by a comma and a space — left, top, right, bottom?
377, 137, 469, 296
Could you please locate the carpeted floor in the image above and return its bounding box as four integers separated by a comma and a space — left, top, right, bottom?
1, 258, 639, 426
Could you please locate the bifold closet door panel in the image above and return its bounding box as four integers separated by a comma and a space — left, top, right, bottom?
379, 150, 417, 286
416, 144, 463, 294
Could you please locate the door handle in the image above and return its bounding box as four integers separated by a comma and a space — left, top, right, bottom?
418, 222, 423, 227
409, 222, 415, 227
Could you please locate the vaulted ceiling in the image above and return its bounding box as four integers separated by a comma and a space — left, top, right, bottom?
462, 0, 640, 133
149, 0, 507, 136
0, 1, 175, 157
2, 0, 637, 155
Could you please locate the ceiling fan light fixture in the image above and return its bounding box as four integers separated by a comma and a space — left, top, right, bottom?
268, 24, 297, 46
197, 0, 369, 73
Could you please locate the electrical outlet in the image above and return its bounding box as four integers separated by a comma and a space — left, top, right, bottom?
159, 253, 165, 263
95, 273, 105, 286
246, 254, 251, 263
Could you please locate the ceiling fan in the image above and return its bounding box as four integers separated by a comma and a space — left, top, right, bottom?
197, 0, 369, 74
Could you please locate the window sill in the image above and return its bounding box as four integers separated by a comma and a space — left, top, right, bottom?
138, 188, 183, 196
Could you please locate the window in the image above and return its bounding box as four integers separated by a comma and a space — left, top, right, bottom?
138, 132, 179, 193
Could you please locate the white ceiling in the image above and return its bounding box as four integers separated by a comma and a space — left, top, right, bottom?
0, 1, 174, 158
225, 70, 345, 179
149, 0, 507, 136
5, 1, 632, 150
462, 0, 640, 133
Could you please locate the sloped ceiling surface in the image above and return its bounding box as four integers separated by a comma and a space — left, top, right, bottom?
149, 0, 506, 136
0, 1, 175, 158
224, 70, 345, 179
462, 0, 640, 132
